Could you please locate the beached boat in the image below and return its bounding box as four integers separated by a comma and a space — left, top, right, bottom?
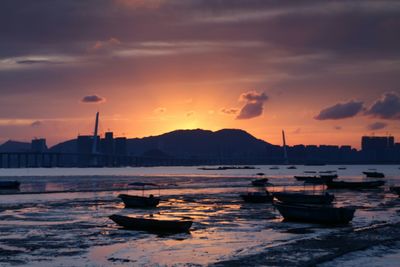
363, 171, 385, 178
251, 178, 269, 187
118, 194, 160, 208
326, 180, 385, 189
274, 201, 355, 224
273, 192, 334, 205
240, 191, 273, 203
0, 181, 20, 189
109, 214, 192, 233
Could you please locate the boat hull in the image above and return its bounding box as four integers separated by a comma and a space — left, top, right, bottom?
118, 194, 160, 208
273, 192, 334, 205
109, 214, 192, 233
274, 202, 355, 224
0, 181, 20, 189
363, 172, 385, 178
326, 180, 385, 189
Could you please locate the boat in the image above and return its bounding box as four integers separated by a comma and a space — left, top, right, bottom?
294, 176, 334, 184
269, 166, 279, 170
198, 166, 257, 170
338, 167, 347, 170
273, 192, 334, 205
251, 178, 269, 187
0, 181, 20, 189
273, 201, 355, 224
363, 171, 385, 178
118, 194, 160, 208
240, 191, 273, 203
109, 214, 192, 233
390, 186, 400, 196
287, 166, 297, 169
326, 180, 385, 189
319, 174, 338, 179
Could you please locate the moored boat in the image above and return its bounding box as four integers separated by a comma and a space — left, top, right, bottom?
240, 191, 273, 203
390, 186, 400, 196
251, 178, 269, 187
363, 171, 385, 178
326, 180, 385, 189
273, 192, 334, 205
118, 194, 160, 208
0, 181, 20, 189
273, 201, 355, 224
109, 214, 192, 233
294, 176, 334, 184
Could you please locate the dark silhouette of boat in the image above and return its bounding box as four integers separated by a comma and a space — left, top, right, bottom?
363, 171, 385, 178
287, 166, 297, 169
109, 214, 192, 233
240, 191, 273, 203
251, 178, 270, 186
274, 201, 355, 224
326, 180, 385, 189
118, 194, 160, 208
390, 186, 400, 196
273, 192, 334, 205
338, 167, 347, 170
294, 176, 334, 184
319, 174, 338, 179
269, 166, 279, 170
198, 166, 257, 170
0, 181, 20, 189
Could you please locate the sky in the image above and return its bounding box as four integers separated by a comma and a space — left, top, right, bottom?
0, 0, 399, 148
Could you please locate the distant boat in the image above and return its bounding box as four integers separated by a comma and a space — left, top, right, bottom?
273, 192, 334, 205
287, 166, 297, 169
326, 180, 385, 189
363, 171, 385, 178
294, 176, 334, 184
0, 181, 20, 189
269, 166, 279, 170
319, 174, 338, 179
198, 166, 257, 170
319, 170, 336, 174
255, 172, 265, 176
251, 178, 269, 187
109, 214, 192, 233
240, 191, 273, 203
390, 186, 400, 196
274, 201, 355, 225
304, 171, 317, 174
338, 167, 347, 170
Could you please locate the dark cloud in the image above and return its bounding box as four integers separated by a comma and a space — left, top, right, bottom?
30, 120, 42, 127
17, 60, 56, 65
365, 92, 400, 120
367, 122, 387, 131
315, 100, 364, 120
236, 91, 268, 119
81, 95, 106, 104
334, 126, 342, 130
220, 108, 238, 115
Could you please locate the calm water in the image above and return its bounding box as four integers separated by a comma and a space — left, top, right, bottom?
0, 165, 399, 266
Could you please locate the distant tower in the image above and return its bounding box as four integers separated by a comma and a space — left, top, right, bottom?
92, 112, 99, 154
282, 130, 289, 164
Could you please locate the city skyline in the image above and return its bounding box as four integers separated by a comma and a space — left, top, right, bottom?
1, 1, 400, 148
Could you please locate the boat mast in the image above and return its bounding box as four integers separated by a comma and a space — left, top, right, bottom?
92, 112, 99, 154
282, 130, 289, 164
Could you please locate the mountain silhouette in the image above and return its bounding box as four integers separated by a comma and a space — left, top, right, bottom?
47, 128, 275, 159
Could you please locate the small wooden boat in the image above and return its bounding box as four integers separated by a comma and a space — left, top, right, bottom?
251, 178, 269, 187
118, 194, 160, 208
274, 201, 355, 224
0, 181, 20, 189
390, 186, 400, 196
109, 214, 192, 233
326, 180, 385, 189
273, 192, 334, 205
240, 191, 273, 203
363, 171, 385, 178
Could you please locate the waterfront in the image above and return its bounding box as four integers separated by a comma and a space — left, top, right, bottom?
0, 165, 400, 266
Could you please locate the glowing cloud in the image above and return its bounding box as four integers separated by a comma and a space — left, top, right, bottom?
315, 100, 364, 120
365, 92, 400, 120
237, 91, 268, 120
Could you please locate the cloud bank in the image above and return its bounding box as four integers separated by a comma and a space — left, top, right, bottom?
315, 100, 364, 120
